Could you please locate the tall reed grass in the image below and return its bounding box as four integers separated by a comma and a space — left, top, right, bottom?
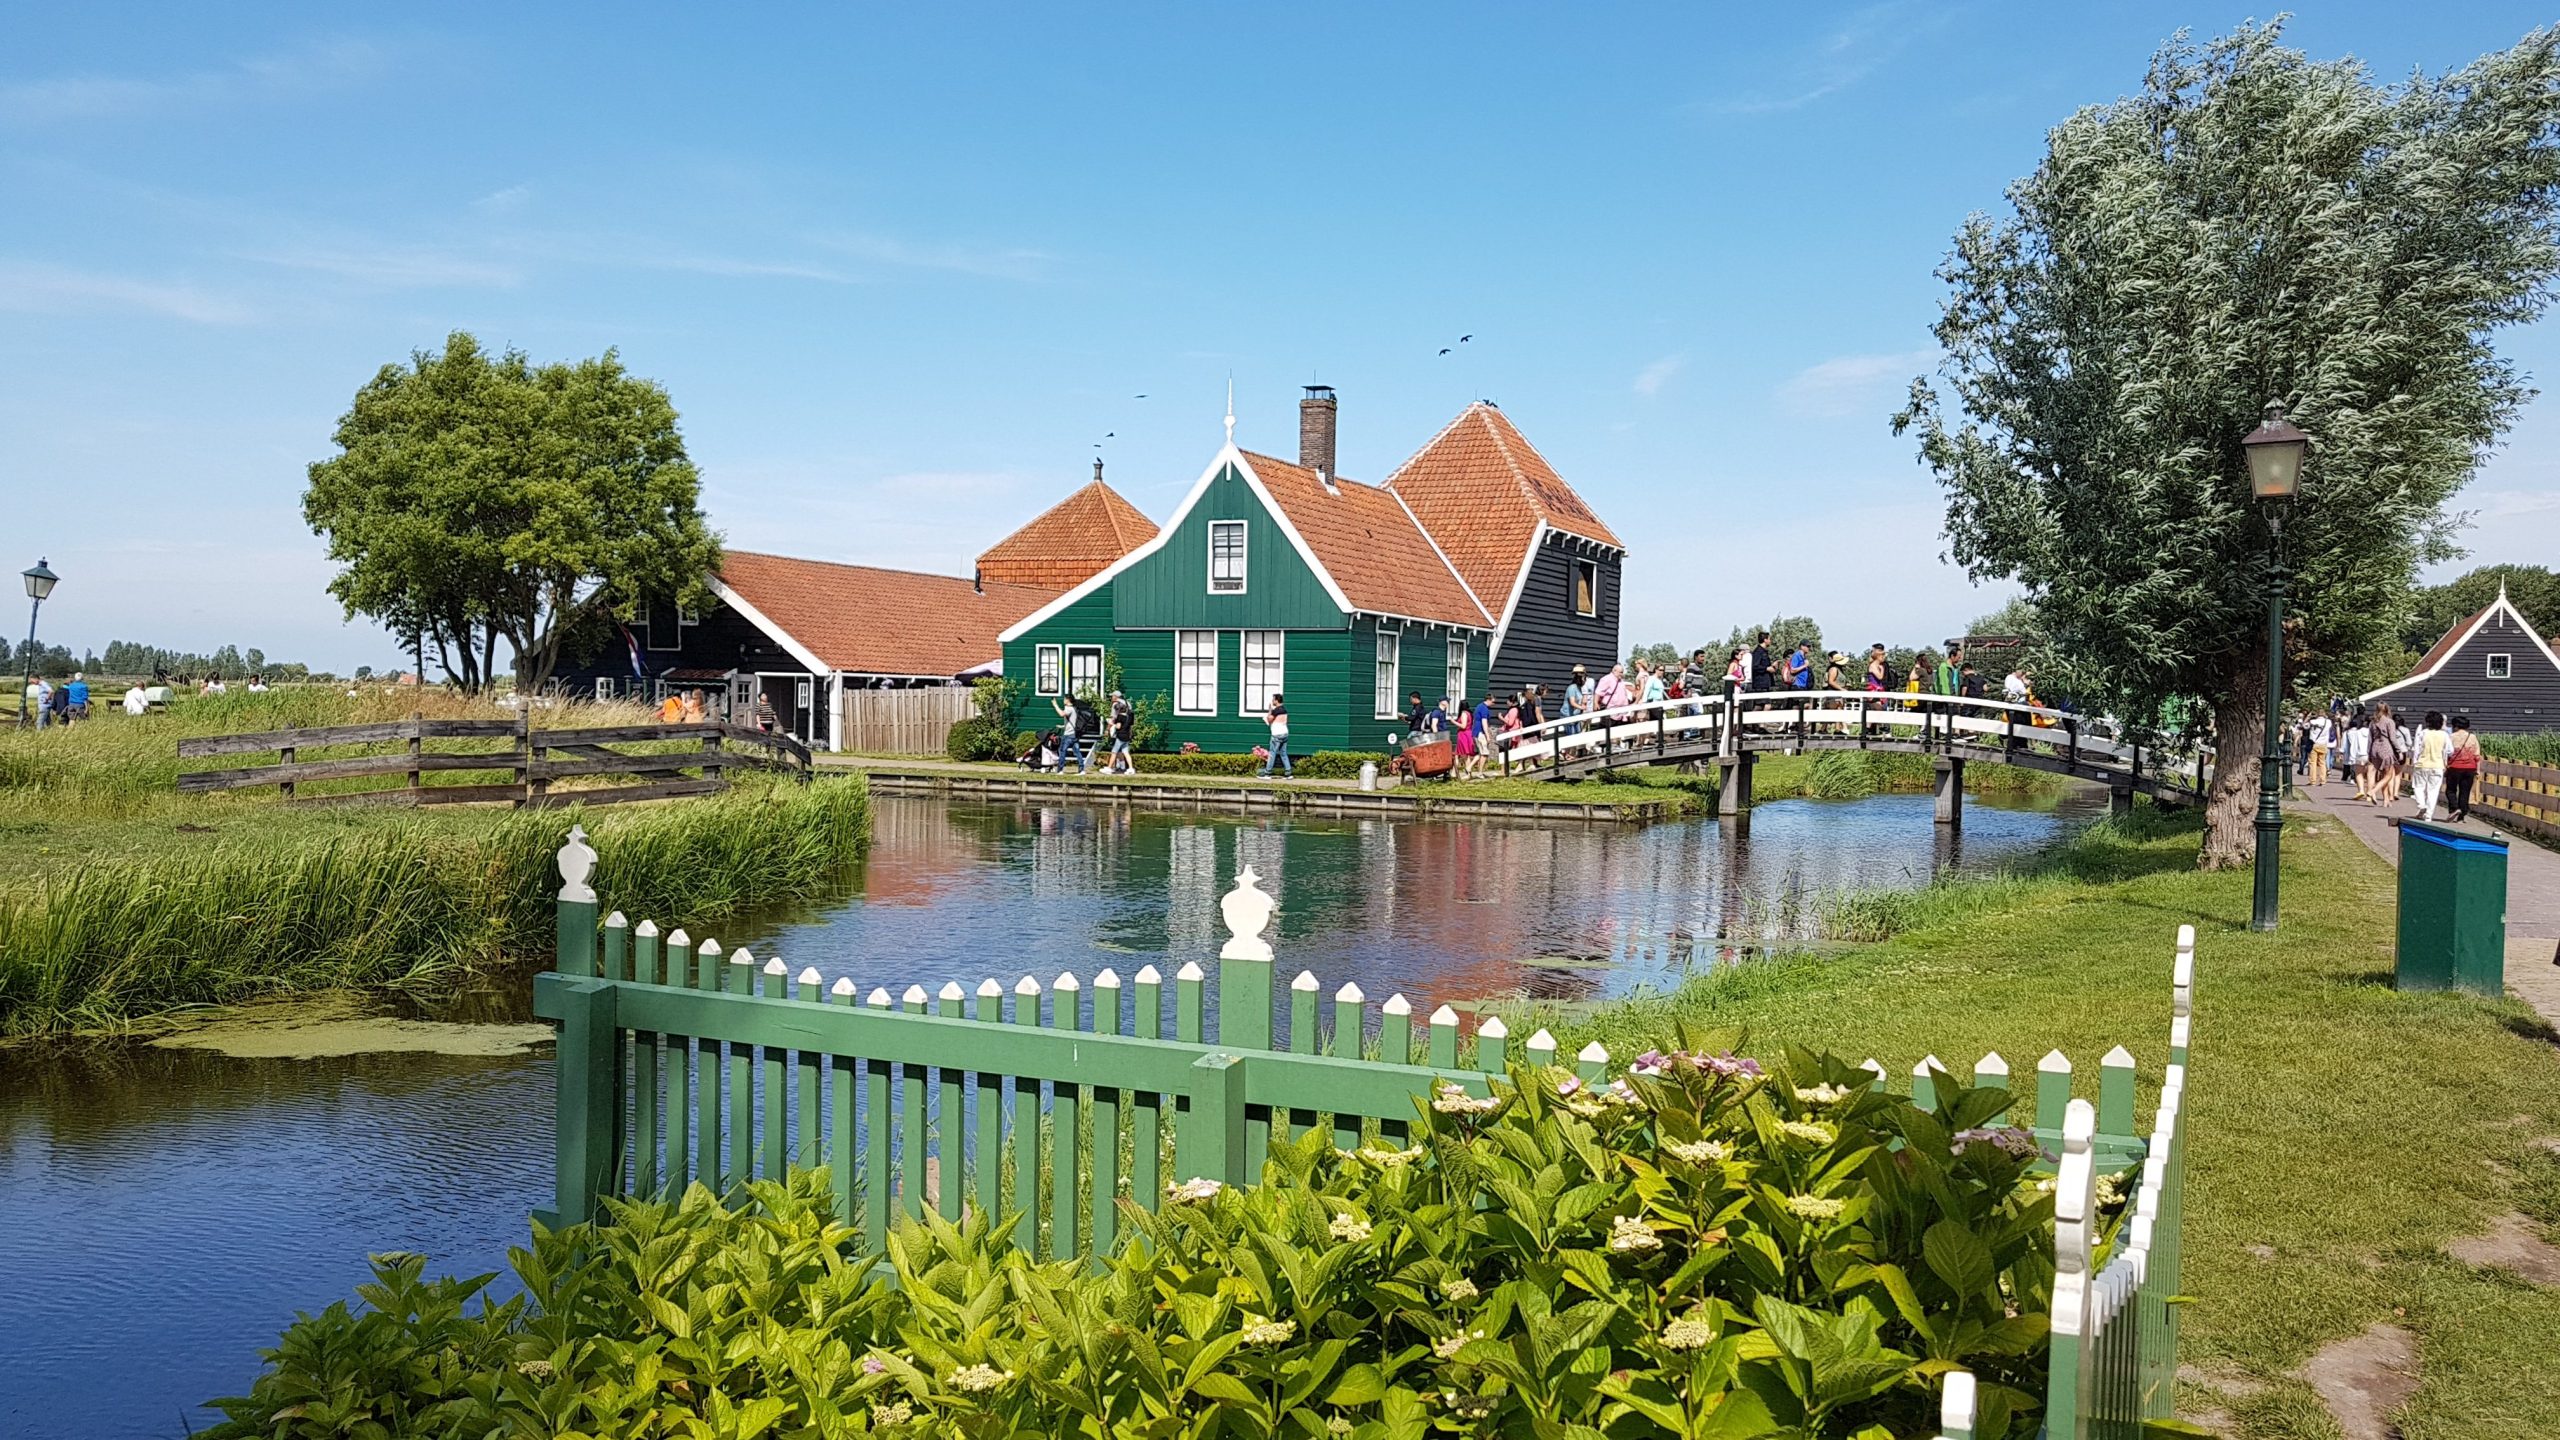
2479, 731, 2560, 766
0, 776, 870, 1038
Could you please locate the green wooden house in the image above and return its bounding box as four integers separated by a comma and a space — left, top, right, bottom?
1000, 409, 1495, 755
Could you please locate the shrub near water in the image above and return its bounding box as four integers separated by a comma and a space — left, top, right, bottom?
0, 776, 869, 1036
209, 1050, 2091, 1440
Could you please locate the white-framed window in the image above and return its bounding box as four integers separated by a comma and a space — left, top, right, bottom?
593, 677, 616, 701
1446, 638, 1467, 706
1374, 632, 1400, 718
1034, 644, 1063, 696
1572, 558, 1598, 617
645, 607, 679, 651
2487, 653, 2513, 680
678, 602, 700, 626
1067, 645, 1105, 700
1208, 520, 1248, 593
1241, 630, 1284, 713
1176, 630, 1218, 714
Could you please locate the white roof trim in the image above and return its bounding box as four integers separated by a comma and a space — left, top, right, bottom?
1226, 451, 1360, 616
1486, 519, 1552, 663
1387, 486, 1495, 628
2361, 589, 2560, 702
708, 573, 834, 677
1000, 445, 1236, 643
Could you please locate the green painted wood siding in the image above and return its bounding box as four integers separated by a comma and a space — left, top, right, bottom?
1113, 463, 1346, 631
1345, 618, 1489, 751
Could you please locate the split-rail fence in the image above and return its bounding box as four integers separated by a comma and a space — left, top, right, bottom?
535, 830, 2196, 1440
177, 713, 809, 807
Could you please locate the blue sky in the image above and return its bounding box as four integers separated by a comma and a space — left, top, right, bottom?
5, 3, 2557, 672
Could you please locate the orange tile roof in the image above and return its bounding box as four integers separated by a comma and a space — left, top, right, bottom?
1382, 402, 1623, 623
975, 476, 1158, 589
1237, 450, 1490, 629
717, 550, 1057, 677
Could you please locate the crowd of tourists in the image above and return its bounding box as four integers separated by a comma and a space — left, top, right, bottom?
2293, 701, 2480, 823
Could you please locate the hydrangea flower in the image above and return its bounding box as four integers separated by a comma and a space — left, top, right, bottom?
1607, 1215, 1663, 1253
1328, 1213, 1373, 1243
1240, 1314, 1298, 1347
1431, 1083, 1501, 1117
1432, 1329, 1486, 1360
1792, 1082, 1851, 1106
1444, 1277, 1479, 1303
870, 1400, 914, 1426
1785, 1193, 1846, 1222
1660, 1315, 1717, 1351
1356, 1144, 1424, 1167
1443, 1392, 1499, 1420
1602, 1079, 1641, 1106
860, 1354, 889, 1376
1778, 1120, 1836, 1146
948, 1364, 1012, 1393
1556, 1075, 1583, 1096
1166, 1177, 1225, 1203
1630, 1049, 1671, 1076
515, 1359, 555, 1381
1327, 1417, 1354, 1436
1666, 1138, 1730, 1166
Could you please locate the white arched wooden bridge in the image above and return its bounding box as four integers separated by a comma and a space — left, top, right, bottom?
1486, 690, 2208, 823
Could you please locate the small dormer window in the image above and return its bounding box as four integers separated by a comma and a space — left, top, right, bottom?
1572, 558, 1598, 617
2487, 653, 2513, 680
1209, 521, 1247, 593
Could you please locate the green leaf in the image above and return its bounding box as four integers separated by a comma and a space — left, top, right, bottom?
1923, 1221, 1996, 1304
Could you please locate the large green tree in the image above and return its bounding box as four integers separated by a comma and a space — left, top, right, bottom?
305, 332, 720, 696
1897, 22, 2560, 867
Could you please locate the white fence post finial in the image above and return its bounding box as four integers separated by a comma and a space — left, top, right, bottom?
1219, 866, 1277, 962
556, 824, 598, 903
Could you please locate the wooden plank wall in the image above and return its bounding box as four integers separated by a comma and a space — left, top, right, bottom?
838, 687, 972, 755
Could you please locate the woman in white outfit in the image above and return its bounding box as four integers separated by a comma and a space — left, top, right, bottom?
2409, 711, 2450, 820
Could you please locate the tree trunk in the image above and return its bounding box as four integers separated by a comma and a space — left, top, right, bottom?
2198, 644, 2266, 871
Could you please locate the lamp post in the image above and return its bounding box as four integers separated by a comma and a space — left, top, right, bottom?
2241, 401, 2310, 932
18, 558, 59, 730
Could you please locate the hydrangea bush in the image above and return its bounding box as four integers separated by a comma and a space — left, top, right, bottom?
208, 1044, 2113, 1440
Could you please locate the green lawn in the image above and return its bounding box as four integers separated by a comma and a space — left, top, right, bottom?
1541, 811, 2560, 1440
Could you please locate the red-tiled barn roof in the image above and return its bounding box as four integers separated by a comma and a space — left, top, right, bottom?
1383, 402, 1622, 623
1238, 450, 1490, 629
717, 550, 1055, 678
975, 478, 1158, 590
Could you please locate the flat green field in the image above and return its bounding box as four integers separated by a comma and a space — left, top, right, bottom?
1547, 811, 2560, 1440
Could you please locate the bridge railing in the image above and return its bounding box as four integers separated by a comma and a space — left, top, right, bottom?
1494, 689, 2209, 795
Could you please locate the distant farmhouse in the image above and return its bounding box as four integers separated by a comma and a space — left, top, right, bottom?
558, 464, 1156, 749
1000, 388, 1624, 752
2361, 583, 2560, 733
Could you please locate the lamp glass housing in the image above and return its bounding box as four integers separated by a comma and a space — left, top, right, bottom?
21, 560, 57, 603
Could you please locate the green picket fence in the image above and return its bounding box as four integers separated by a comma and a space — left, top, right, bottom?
535, 827, 2195, 1437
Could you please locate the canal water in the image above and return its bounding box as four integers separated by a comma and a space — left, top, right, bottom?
0, 788, 2095, 1439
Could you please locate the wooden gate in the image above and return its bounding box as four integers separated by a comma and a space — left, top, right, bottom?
837, 687, 973, 755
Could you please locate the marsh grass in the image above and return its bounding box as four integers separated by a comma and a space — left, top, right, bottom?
0, 775, 870, 1038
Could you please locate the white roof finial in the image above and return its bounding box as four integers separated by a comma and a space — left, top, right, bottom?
1224, 375, 1235, 444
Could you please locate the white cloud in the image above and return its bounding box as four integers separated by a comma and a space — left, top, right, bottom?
0, 39, 383, 124
1777, 348, 1937, 418
472, 184, 534, 213
0, 259, 256, 324
246, 245, 521, 288
808, 231, 1056, 282
1633, 354, 1685, 398
1699, 4, 1941, 117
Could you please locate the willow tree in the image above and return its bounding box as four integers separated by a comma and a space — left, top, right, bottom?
1896, 22, 2560, 867
305, 332, 720, 696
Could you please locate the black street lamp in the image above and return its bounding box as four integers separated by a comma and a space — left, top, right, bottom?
2241, 401, 2310, 932
19, 558, 59, 730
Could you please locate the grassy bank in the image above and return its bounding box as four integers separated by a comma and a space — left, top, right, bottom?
1532, 809, 2560, 1440
0, 686, 874, 1036
1621, 747, 2077, 805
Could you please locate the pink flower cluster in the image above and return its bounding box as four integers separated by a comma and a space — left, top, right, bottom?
1627, 1049, 1765, 1081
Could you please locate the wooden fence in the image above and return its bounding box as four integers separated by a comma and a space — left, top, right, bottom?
838, 687, 974, 755
536, 829, 2197, 1437
2477, 759, 2560, 844
177, 714, 809, 807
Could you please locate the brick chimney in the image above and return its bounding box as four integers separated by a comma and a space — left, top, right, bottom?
1299, 385, 1337, 483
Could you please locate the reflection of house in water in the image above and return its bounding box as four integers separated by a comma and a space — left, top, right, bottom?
854, 796, 1011, 907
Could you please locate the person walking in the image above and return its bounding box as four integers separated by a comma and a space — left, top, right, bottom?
1935, 646, 1962, 697
2365, 705, 2399, 807
25, 676, 50, 728
64, 673, 89, 722
1824, 651, 1846, 690
1865, 644, 1889, 692
1053, 692, 1087, 774
2445, 716, 2480, 821
1639, 661, 1667, 707
2305, 710, 2331, 786
1749, 633, 1775, 693
2410, 711, 2450, 820
1108, 690, 1135, 774
48, 681, 72, 728
2343, 709, 2372, 801
1406, 691, 1434, 735
1450, 691, 1477, 775
2002, 666, 2029, 703
1259, 693, 1292, 778
1562, 666, 1590, 735
1785, 642, 1812, 689
1470, 689, 1499, 776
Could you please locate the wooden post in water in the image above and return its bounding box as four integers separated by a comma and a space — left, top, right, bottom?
1934, 757, 1965, 826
